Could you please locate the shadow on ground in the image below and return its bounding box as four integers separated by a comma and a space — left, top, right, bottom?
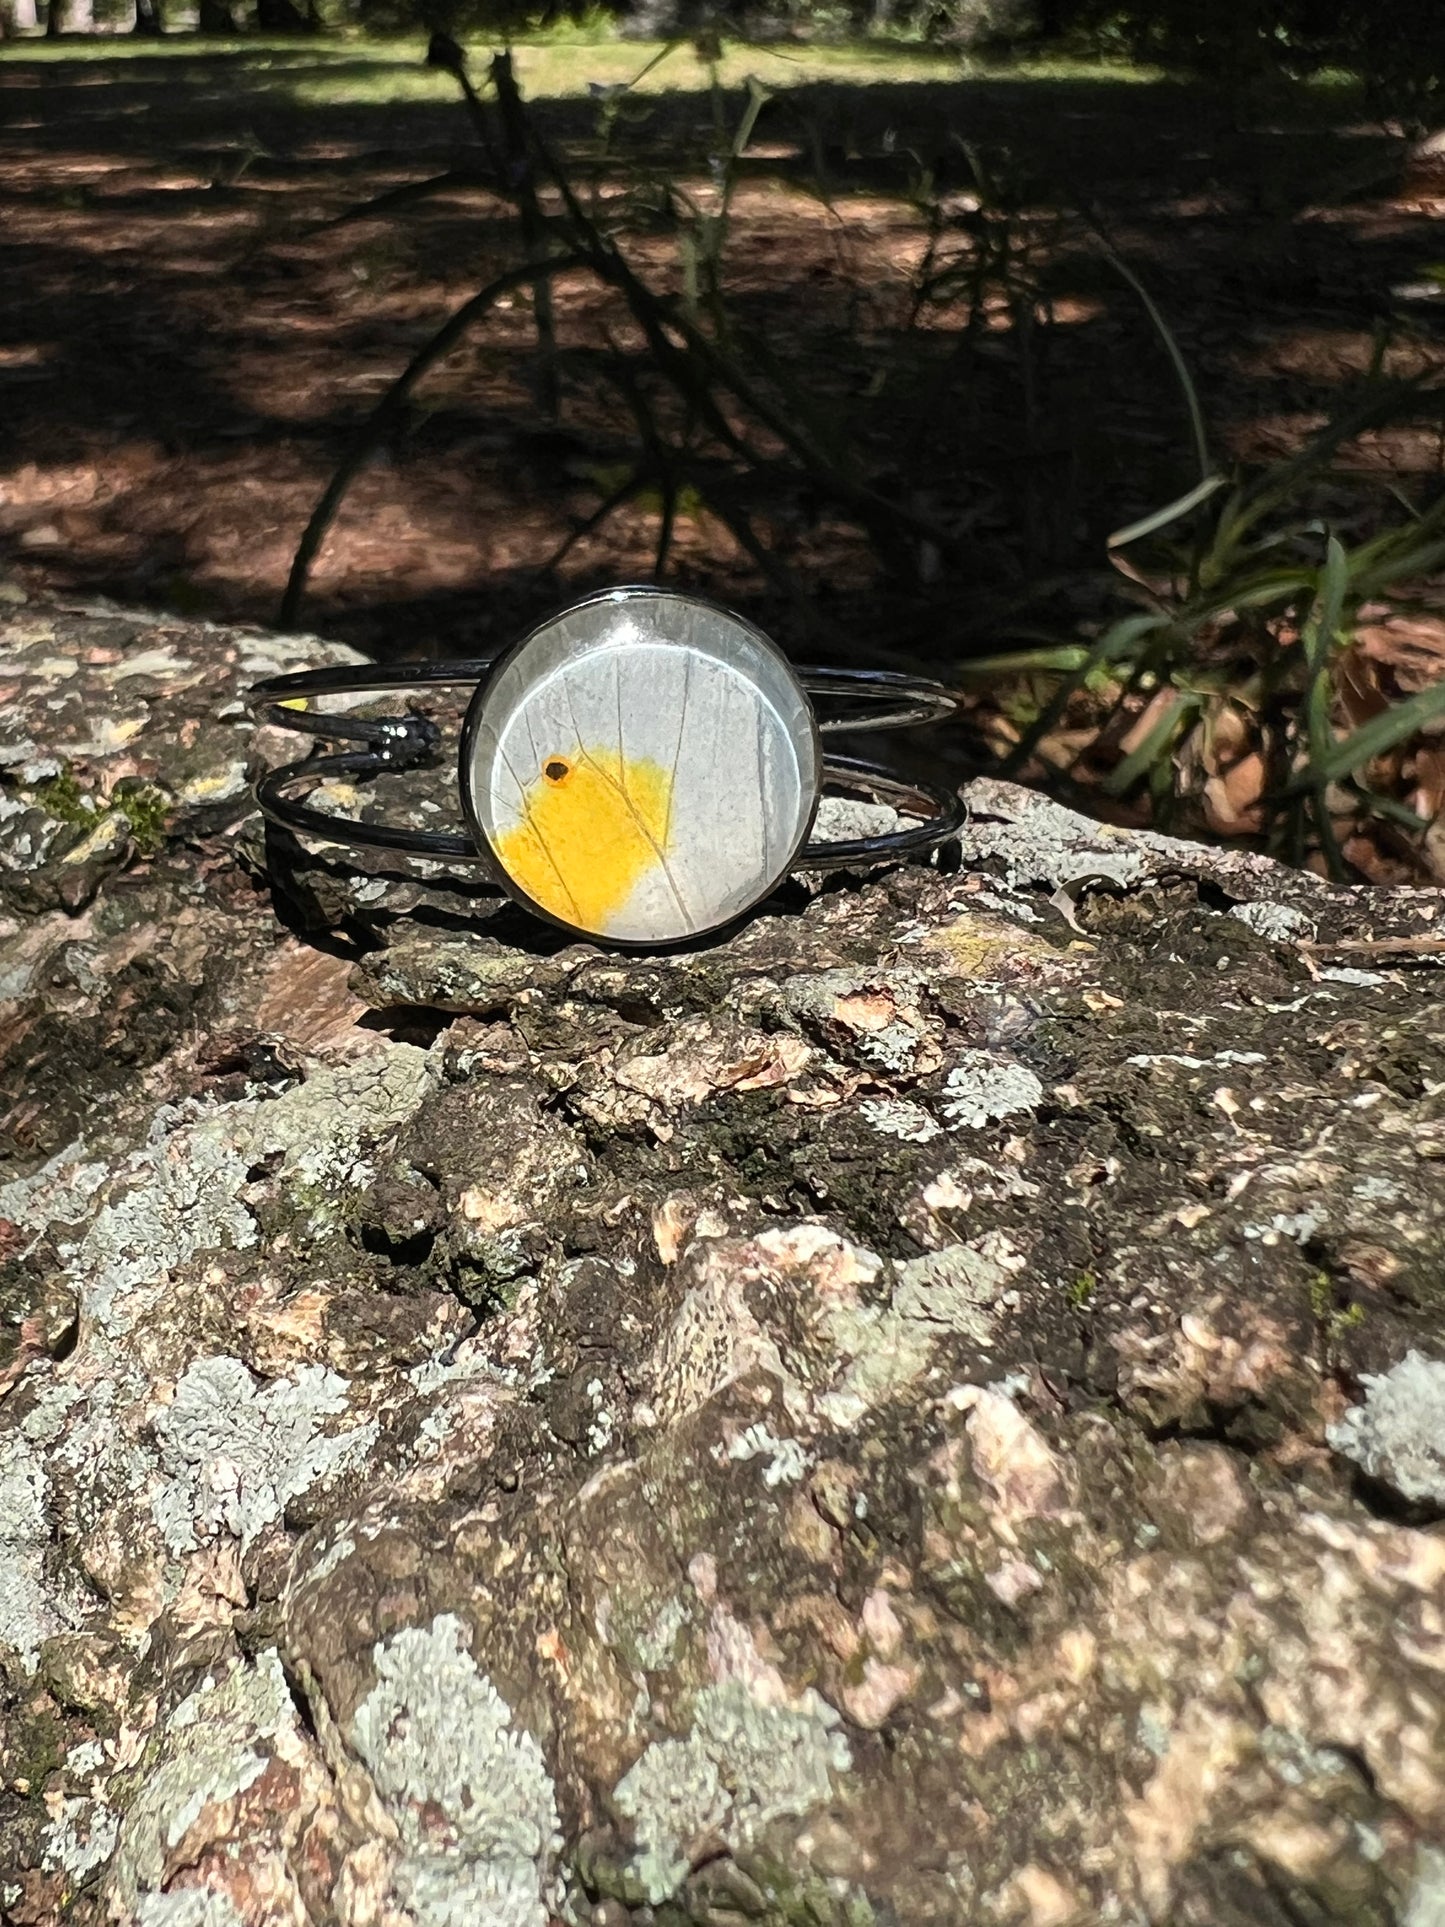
0, 39, 1440, 672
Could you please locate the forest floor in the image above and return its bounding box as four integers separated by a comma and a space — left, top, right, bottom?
2, 33, 1445, 872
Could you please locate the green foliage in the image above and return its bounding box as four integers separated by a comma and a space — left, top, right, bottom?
31, 768, 170, 855
283, 41, 957, 631
270, 30, 1443, 877
111, 780, 171, 854
1064, 0, 1445, 127
980, 365, 1445, 873
32, 768, 95, 830
1308, 1269, 1365, 1367
1068, 1269, 1097, 1307
926, 202, 1445, 873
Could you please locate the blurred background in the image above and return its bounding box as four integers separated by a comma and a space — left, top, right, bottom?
2, 0, 1444, 879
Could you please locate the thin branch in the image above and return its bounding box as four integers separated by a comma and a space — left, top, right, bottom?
519, 102, 953, 565
540, 468, 644, 573
306, 168, 497, 236
280, 253, 577, 630
1299, 934, 1445, 957
490, 50, 560, 421
654, 478, 678, 581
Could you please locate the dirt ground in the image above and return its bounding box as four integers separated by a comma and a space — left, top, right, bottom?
2, 38, 1445, 855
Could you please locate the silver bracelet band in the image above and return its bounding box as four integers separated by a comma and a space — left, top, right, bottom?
248, 587, 963, 947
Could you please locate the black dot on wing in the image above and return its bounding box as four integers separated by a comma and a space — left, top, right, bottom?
543, 758, 571, 784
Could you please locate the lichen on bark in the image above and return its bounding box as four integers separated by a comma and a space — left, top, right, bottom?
1, 600, 1444, 1927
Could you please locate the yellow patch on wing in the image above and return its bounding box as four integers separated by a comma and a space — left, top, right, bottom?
495, 746, 673, 932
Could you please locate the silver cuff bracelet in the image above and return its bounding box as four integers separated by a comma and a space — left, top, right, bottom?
248, 585, 963, 948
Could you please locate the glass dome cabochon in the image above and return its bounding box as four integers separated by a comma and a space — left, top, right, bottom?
461, 588, 821, 945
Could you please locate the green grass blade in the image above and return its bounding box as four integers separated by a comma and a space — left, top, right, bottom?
1092, 228, 1211, 487
1307, 678, 1445, 785
1349, 782, 1429, 833
998, 611, 1169, 776
958, 645, 1094, 675
731, 76, 771, 159
623, 40, 683, 90
1240, 377, 1428, 526
1298, 536, 1350, 784
1305, 535, 1350, 674
1092, 611, 1173, 661
1353, 534, 1445, 599
1312, 790, 1350, 883
1108, 474, 1227, 551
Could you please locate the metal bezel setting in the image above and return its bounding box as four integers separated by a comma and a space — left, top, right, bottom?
245, 584, 966, 949
454, 585, 824, 946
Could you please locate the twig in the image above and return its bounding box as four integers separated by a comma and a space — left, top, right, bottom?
305, 168, 497, 236
540, 466, 644, 573
279, 254, 576, 630
1298, 934, 1445, 958
490, 51, 561, 422
518, 101, 954, 567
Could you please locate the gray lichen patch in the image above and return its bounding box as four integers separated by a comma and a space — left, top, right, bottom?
651, 1220, 1019, 1435
726, 1422, 812, 1487
353, 932, 577, 1015
892, 1239, 1014, 1346
780, 967, 940, 1076
1328, 1351, 1445, 1506
108, 1648, 299, 1912
820, 1233, 1022, 1424
959, 774, 1327, 908
0, 1431, 85, 1669
958, 780, 1154, 892
614, 1679, 851, 1904
41, 1792, 120, 1880
70, 1039, 434, 1337
938, 1050, 1044, 1129
74, 1121, 258, 1339
347, 1613, 561, 1927
1405, 1846, 1445, 1927
0, 1138, 108, 1238
858, 1095, 942, 1142
813, 794, 908, 844
1229, 899, 1317, 943
134, 1892, 246, 1927
151, 1354, 379, 1554
0, 1427, 49, 1545
0, 1538, 75, 1676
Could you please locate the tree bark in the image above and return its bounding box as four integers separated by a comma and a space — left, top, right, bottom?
1, 0, 39, 36
2, 599, 1444, 1926
44, 0, 89, 33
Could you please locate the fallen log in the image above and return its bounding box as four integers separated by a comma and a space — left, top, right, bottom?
1, 598, 1443, 1927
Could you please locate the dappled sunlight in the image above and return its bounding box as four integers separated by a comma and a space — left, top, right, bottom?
1231, 327, 1422, 384
0, 36, 1441, 682
0, 30, 1440, 883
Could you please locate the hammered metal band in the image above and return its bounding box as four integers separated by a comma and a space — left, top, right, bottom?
248, 586, 963, 946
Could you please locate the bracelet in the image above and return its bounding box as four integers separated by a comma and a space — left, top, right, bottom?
247, 586, 963, 948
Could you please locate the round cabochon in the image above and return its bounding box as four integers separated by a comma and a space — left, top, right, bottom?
462, 588, 821, 944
